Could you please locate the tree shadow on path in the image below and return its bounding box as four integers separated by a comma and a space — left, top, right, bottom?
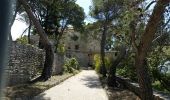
33, 92, 51, 100
80, 75, 102, 89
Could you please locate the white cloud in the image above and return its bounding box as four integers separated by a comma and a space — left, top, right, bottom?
11, 15, 28, 40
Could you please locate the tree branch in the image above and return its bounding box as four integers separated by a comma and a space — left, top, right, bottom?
162, 17, 170, 29
18, 0, 50, 45
139, 0, 170, 55
145, 1, 156, 11
129, 20, 138, 52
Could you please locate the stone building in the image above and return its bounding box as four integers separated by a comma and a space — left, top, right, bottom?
61, 28, 101, 67
29, 28, 116, 73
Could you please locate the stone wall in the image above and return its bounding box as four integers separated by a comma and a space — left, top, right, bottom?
6, 42, 45, 86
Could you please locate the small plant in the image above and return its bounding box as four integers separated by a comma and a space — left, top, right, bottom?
57, 44, 65, 55
93, 54, 101, 73
16, 35, 28, 44
93, 54, 112, 73
64, 57, 79, 73
152, 81, 165, 91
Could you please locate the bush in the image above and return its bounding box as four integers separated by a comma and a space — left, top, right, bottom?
93, 54, 101, 73
152, 81, 165, 91
16, 36, 28, 44
64, 57, 79, 73
93, 54, 112, 73
116, 52, 138, 81
57, 44, 65, 54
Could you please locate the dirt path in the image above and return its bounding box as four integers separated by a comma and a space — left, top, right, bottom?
34, 70, 108, 100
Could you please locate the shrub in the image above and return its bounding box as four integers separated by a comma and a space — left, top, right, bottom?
57, 44, 65, 54
16, 36, 28, 44
64, 57, 79, 73
116, 53, 138, 81
152, 81, 165, 91
93, 54, 101, 73
93, 54, 112, 73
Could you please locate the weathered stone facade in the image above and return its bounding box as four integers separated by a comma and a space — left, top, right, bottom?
62, 28, 101, 67
6, 42, 45, 86
66, 50, 89, 67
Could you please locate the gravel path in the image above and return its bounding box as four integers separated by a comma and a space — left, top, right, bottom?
34, 70, 108, 100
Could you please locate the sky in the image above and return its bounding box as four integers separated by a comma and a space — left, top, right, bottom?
11, 0, 92, 40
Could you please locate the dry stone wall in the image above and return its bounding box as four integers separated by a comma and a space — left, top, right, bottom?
6, 42, 45, 86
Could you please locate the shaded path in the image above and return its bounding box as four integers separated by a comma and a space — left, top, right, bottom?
34, 70, 108, 100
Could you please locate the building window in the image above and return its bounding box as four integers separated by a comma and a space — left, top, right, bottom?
68, 47, 71, 49
115, 52, 118, 56
75, 45, 79, 50
66, 53, 71, 58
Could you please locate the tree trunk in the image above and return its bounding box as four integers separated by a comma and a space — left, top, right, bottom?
100, 25, 107, 77
41, 44, 54, 80
108, 45, 126, 87
135, 53, 153, 100
134, 0, 170, 99
28, 19, 31, 44
18, 0, 54, 80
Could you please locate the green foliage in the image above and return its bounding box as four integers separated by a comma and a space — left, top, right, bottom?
57, 44, 65, 55
64, 57, 79, 73
152, 81, 169, 93
116, 53, 137, 81
16, 36, 28, 44
94, 54, 101, 73
93, 54, 112, 73
105, 57, 112, 70
90, 0, 124, 21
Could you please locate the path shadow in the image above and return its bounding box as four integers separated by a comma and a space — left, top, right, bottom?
33, 92, 51, 100
107, 88, 139, 100
80, 76, 102, 89
10, 93, 51, 100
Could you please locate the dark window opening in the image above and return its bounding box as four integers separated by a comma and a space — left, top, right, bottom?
66, 53, 71, 58
115, 52, 118, 56
75, 45, 79, 50
68, 47, 71, 49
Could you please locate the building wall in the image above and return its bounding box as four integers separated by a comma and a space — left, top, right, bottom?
66, 50, 89, 67
62, 29, 117, 67
6, 42, 45, 86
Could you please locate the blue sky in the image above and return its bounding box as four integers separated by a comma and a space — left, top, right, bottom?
76, 0, 91, 15
76, 0, 95, 24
